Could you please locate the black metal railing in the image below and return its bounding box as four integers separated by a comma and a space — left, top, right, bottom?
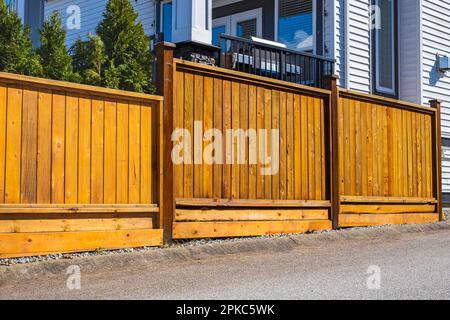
217, 34, 335, 89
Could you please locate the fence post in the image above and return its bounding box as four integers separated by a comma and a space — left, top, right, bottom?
430, 99, 443, 221
324, 74, 340, 229
156, 42, 176, 243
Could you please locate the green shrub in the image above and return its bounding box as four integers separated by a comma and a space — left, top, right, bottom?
38, 11, 77, 82
96, 0, 154, 93
71, 34, 106, 86
0, 1, 42, 76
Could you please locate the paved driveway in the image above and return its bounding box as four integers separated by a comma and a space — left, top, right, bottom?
1, 226, 450, 299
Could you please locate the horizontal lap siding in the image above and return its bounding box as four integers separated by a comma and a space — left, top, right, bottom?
44, 0, 156, 48
421, 0, 450, 138
0, 81, 157, 206
173, 67, 328, 202
346, 0, 371, 93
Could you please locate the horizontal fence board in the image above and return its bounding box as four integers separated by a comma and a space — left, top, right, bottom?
0, 218, 154, 233
340, 196, 437, 204
340, 213, 439, 227
176, 198, 331, 207
175, 208, 328, 222
0, 229, 163, 258
0, 204, 159, 214
173, 220, 332, 239
340, 204, 436, 214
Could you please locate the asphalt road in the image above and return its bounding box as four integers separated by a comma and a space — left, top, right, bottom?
1, 227, 450, 299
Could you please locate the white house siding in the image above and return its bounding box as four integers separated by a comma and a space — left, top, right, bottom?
443, 148, 450, 194
44, 0, 156, 48
420, 0, 450, 200
346, 0, 371, 93
324, 0, 346, 87
421, 0, 450, 135
398, 0, 422, 105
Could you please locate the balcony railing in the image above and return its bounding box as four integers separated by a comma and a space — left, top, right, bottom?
217, 34, 335, 89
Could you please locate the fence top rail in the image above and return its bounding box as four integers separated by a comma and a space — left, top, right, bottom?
0, 72, 164, 104
174, 58, 332, 98
339, 88, 436, 115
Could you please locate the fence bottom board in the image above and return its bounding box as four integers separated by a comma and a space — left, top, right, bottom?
340, 204, 436, 214
339, 213, 439, 227
0, 229, 163, 258
173, 220, 332, 239
175, 208, 329, 222
0, 217, 155, 233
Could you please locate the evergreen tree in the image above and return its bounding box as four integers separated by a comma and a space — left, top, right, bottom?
38, 11, 76, 81
96, 0, 154, 93
0, 1, 42, 76
71, 34, 106, 86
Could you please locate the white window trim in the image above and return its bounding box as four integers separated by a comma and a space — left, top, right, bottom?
213, 16, 231, 35
230, 8, 263, 38
375, 0, 396, 95
213, 8, 263, 40
160, 0, 172, 34
274, 0, 316, 54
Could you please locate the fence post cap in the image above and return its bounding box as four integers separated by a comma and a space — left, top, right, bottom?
429, 99, 442, 104
155, 42, 177, 49
324, 74, 339, 80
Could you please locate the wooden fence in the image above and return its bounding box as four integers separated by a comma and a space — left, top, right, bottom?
0, 45, 443, 257
156, 43, 441, 239
337, 90, 441, 227
0, 72, 163, 258
169, 58, 334, 239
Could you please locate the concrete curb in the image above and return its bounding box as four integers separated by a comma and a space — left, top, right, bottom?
1, 220, 449, 286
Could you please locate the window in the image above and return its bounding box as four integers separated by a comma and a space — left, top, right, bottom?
212, 8, 262, 45
237, 19, 257, 38
161, 1, 172, 42
277, 0, 314, 52
374, 0, 397, 95
212, 25, 226, 46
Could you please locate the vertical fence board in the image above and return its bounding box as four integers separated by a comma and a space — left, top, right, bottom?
271, 90, 280, 199
0, 84, 6, 203
37, 90, 52, 204
184, 73, 194, 198
231, 82, 240, 199
104, 100, 117, 204
222, 80, 232, 199
51, 92, 65, 204
256, 86, 264, 199
213, 78, 223, 199
173, 71, 184, 199
248, 85, 257, 199
128, 103, 141, 204
91, 98, 104, 204
239, 83, 249, 199
21, 89, 38, 204
279, 91, 287, 200
5, 86, 23, 204
116, 102, 129, 204
65, 95, 79, 204
194, 74, 204, 198
78, 97, 91, 204
140, 104, 153, 204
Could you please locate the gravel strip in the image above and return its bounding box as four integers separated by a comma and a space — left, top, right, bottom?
1, 210, 449, 267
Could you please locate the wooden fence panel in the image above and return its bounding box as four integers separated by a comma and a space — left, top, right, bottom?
0, 72, 163, 258
338, 91, 440, 227
172, 60, 332, 238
